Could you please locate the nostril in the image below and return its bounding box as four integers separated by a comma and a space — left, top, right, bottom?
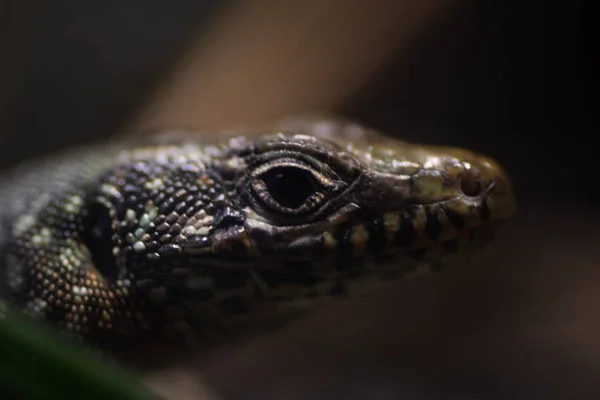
460, 170, 483, 197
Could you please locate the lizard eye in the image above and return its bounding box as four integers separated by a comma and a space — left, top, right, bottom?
251, 162, 331, 214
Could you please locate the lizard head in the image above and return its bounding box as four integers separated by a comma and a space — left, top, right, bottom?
213, 130, 515, 277
85, 122, 515, 327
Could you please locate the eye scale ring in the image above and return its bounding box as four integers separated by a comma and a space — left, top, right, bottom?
250, 160, 334, 215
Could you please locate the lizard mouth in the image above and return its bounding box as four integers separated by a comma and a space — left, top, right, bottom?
224, 218, 504, 311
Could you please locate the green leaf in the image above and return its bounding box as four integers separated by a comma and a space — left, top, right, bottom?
0, 309, 164, 400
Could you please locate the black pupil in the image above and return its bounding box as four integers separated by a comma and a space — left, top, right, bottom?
260, 166, 318, 209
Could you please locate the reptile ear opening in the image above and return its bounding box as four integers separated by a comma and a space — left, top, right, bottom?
82, 201, 120, 282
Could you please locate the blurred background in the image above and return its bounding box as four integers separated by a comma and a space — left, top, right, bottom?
1, 1, 598, 399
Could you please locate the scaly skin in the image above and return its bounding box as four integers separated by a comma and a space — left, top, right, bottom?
0, 118, 515, 349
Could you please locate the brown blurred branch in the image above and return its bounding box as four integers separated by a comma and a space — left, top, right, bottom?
128, 0, 460, 132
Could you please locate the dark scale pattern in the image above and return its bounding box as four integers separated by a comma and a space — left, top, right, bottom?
425, 207, 442, 241
395, 213, 416, 247
9, 189, 147, 346
442, 205, 466, 231
366, 215, 386, 254
0, 120, 515, 348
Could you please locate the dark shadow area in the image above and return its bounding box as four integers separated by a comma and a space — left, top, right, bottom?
198, 206, 600, 399
344, 0, 596, 207
0, 0, 225, 169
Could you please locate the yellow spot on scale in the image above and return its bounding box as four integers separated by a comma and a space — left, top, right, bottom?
322, 232, 337, 250
31, 227, 52, 247
64, 195, 83, 214
101, 184, 121, 198
350, 224, 369, 254
411, 209, 428, 238
414, 173, 445, 202
144, 178, 165, 190
13, 215, 36, 236
383, 212, 400, 245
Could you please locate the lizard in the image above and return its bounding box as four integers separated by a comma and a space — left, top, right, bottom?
0, 117, 516, 351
